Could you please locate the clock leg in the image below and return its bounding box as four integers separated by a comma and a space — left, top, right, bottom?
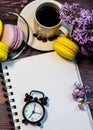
37, 122, 41, 126
22, 119, 28, 125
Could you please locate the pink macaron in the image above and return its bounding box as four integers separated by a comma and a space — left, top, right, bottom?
1, 24, 23, 50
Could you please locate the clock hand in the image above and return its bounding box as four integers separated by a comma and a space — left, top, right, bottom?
33, 103, 36, 111
34, 111, 42, 115
29, 112, 33, 119
29, 110, 35, 119
29, 103, 37, 119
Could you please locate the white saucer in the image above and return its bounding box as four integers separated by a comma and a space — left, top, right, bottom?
19, 0, 62, 51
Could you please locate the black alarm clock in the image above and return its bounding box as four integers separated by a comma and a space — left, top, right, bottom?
22, 90, 48, 126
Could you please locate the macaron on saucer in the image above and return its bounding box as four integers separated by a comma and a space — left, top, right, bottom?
0, 20, 9, 61
2, 24, 23, 50
0, 41, 9, 61
0, 12, 30, 61
0, 20, 3, 37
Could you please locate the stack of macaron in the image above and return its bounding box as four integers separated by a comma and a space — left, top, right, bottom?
0, 19, 23, 61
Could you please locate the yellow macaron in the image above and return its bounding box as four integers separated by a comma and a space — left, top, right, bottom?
0, 51, 8, 61
0, 41, 9, 52
53, 36, 80, 60
0, 41, 9, 61
0, 19, 3, 37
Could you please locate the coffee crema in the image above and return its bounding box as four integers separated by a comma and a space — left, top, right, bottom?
36, 6, 60, 27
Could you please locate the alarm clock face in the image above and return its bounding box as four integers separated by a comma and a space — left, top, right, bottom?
23, 101, 45, 123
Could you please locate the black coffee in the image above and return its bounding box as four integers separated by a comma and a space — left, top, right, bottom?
36, 6, 60, 27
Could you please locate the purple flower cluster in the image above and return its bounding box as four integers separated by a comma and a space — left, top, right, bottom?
60, 2, 93, 56
72, 82, 90, 110
60, 3, 81, 25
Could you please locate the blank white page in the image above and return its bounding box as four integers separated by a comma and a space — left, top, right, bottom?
2, 52, 93, 130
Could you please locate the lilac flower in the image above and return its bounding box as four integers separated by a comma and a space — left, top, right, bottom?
60, 2, 81, 25
72, 10, 93, 56
60, 2, 93, 56
72, 82, 91, 110
78, 101, 89, 111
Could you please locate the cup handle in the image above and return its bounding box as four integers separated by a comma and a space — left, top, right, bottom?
58, 26, 69, 36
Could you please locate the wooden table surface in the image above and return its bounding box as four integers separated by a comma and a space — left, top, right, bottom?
0, 0, 93, 130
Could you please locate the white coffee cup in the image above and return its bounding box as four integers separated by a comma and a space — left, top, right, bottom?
34, 1, 68, 38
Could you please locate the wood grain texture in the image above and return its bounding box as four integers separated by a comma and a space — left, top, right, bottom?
0, 0, 93, 129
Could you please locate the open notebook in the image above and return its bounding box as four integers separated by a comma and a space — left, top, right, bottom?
1, 52, 93, 130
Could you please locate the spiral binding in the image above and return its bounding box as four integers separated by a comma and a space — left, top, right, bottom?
1, 65, 21, 130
